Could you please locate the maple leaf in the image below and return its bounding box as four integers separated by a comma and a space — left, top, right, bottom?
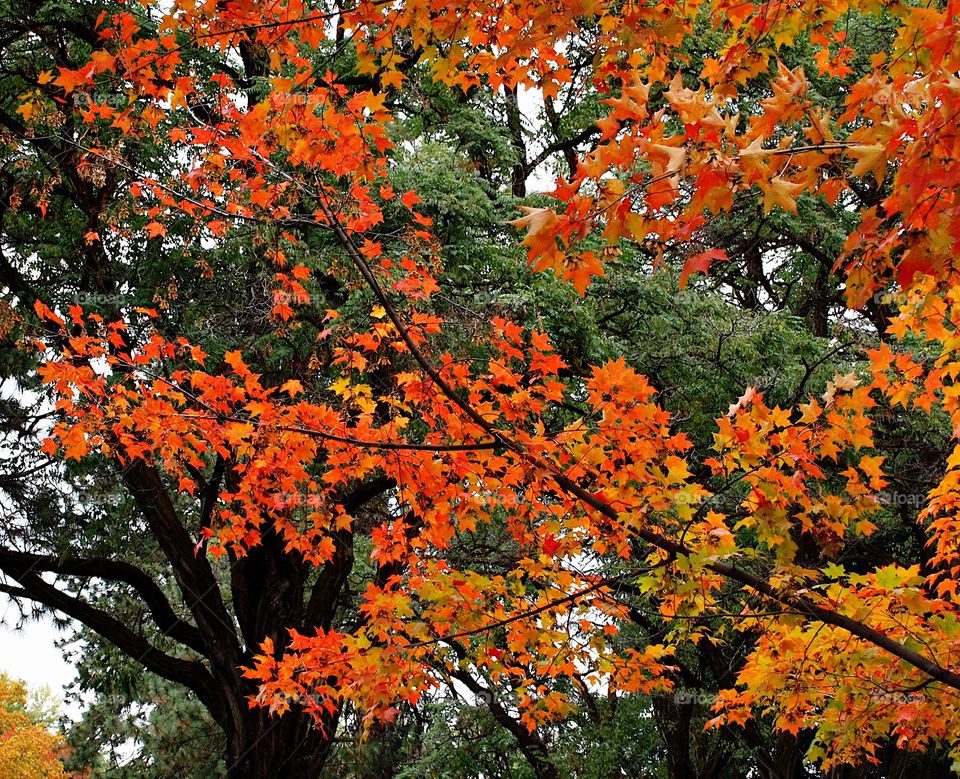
400, 191, 421, 209
281, 379, 304, 397
224, 422, 254, 446
567, 251, 605, 295
144, 221, 167, 238
61, 424, 89, 461
727, 386, 757, 416
32, 300, 63, 326
16, 99, 37, 121
542, 534, 561, 557
381, 70, 406, 89
649, 143, 686, 180
896, 249, 936, 288
679, 248, 728, 288
761, 177, 805, 214
832, 372, 860, 392
53, 66, 92, 94
224, 350, 250, 376
507, 206, 559, 245
848, 144, 887, 185
737, 136, 772, 180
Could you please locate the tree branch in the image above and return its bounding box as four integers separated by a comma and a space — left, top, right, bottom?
0, 565, 223, 722
0, 546, 207, 655
122, 460, 244, 674
303, 476, 396, 630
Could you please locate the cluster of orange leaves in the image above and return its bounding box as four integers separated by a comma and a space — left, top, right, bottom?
33, 290, 960, 762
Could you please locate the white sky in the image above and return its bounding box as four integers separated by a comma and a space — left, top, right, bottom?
0, 601, 78, 714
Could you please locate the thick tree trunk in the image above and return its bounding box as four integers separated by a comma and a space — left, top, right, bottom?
652, 695, 696, 779
225, 707, 337, 779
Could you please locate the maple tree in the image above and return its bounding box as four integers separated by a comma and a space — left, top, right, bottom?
5, 0, 960, 775
0, 675, 67, 779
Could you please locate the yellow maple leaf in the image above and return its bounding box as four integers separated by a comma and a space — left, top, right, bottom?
761, 177, 805, 214
507, 206, 559, 251
848, 144, 887, 185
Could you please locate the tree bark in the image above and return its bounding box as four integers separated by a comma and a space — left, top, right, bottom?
224, 705, 337, 779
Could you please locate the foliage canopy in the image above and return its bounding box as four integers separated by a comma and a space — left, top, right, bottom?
4, 0, 960, 775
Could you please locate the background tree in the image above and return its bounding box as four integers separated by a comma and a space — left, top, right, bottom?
0, 674, 68, 779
